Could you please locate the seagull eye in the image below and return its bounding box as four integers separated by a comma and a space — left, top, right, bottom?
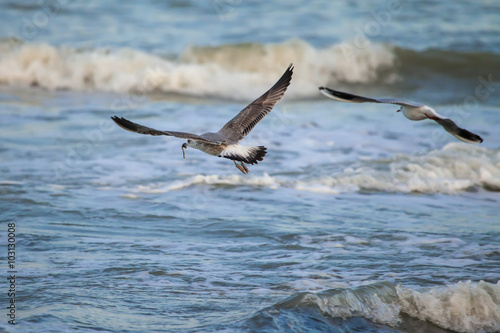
188, 140, 191, 143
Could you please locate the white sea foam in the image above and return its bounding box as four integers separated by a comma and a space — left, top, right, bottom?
0, 39, 398, 99
397, 281, 500, 333
400, 235, 466, 247
124, 173, 279, 199
296, 143, 500, 194
127, 144, 500, 195
131, 173, 282, 194
288, 281, 500, 333
0, 180, 24, 185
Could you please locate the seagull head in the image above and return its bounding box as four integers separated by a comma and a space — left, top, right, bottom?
181, 143, 187, 159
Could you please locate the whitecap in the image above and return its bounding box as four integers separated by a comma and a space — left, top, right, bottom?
397, 281, 500, 333
0, 39, 398, 100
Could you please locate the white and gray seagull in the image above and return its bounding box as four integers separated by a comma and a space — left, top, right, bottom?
111, 64, 293, 174
319, 87, 483, 144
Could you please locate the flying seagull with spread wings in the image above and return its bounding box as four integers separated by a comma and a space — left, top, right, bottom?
319, 87, 483, 144
111, 64, 293, 174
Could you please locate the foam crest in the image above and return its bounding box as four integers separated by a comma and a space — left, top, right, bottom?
278, 283, 402, 326
125, 144, 499, 195
397, 281, 500, 333
132, 173, 281, 194
181, 39, 399, 99
298, 143, 500, 194
274, 281, 500, 333
0, 39, 398, 99
0, 43, 174, 93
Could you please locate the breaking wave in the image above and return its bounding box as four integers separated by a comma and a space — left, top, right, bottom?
0, 38, 397, 100
6, 36, 491, 102
248, 281, 500, 333
296, 143, 500, 194
2, 38, 498, 101
127, 144, 500, 195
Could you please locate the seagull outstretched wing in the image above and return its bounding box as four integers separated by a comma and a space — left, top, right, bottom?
218, 64, 294, 142
111, 116, 216, 144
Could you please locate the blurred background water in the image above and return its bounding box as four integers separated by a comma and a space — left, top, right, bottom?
0, 1, 499, 332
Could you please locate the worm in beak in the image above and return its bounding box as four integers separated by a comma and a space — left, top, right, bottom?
181, 143, 187, 159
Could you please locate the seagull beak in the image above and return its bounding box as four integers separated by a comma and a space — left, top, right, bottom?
397, 108, 401, 112
181, 143, 187, 159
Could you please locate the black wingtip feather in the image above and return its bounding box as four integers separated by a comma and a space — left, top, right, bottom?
111, 116, 137, 132
458, 128, 484, 144
319, 87, 358, 101
437, 118, 484, 144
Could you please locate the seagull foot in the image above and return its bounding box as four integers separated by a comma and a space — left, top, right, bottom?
234, 160, 249, 174
241, 162, 249, 174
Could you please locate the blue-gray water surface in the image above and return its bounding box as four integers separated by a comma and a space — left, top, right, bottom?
1, 1, 499, 332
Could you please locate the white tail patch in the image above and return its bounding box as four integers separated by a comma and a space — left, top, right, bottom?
219, 145, 267, 165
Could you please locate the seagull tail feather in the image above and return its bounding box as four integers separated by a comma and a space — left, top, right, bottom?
220, 145, 267, 165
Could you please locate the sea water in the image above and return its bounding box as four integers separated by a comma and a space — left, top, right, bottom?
0, 1, 499, 332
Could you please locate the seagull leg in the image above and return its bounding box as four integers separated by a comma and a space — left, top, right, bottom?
233, 160, 248, 174
241, 162, 249, 174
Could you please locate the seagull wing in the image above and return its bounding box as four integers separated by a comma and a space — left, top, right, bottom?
319, 87, 483, 144
319, 87, 424, 108
217, 64, 294, 142
111, 116, 216, 144
432, 117, 483, 144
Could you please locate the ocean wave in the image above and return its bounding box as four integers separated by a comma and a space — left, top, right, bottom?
132, 173, 282, 194
299, 143, 500, 194
249, 281, 500, 333
0, 38, 398, 99
393, 46, 500, 80
126, 144, 500, 195
2, 38, 498, 101
397, 281, 500, 333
